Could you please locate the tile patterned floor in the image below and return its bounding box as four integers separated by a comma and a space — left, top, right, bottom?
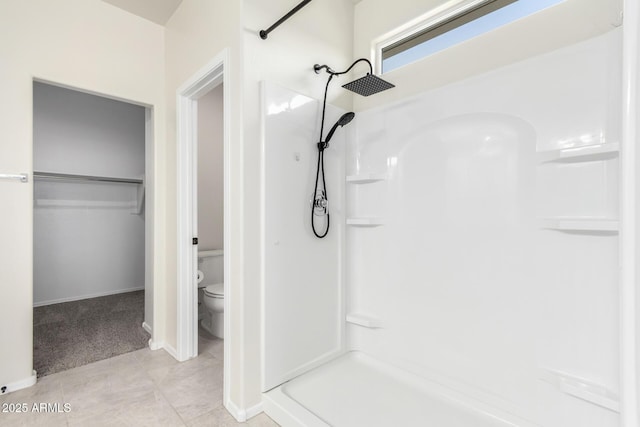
0, 331, 279, 427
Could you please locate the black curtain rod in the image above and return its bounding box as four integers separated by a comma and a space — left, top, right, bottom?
259, 0, 313, 40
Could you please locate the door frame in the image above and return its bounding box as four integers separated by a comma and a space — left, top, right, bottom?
176, 49, 231, 402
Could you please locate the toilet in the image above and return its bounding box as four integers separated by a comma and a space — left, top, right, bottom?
197, 250, 224, 338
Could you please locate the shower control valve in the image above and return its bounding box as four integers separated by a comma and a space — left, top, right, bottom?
316, 198, 328, 209
312, 190, 328, 216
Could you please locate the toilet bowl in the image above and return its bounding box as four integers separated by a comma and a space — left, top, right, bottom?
197, 250, 224, 339
202, 283, 224, 338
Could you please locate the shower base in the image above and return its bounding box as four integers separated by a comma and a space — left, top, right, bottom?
263, 351, 534, 427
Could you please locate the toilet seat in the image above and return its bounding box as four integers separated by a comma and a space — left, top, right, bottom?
204, 283, 224, 297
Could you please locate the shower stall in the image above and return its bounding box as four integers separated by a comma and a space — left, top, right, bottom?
261, 21, 637, 427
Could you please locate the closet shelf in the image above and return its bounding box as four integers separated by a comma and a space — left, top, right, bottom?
537, 142, 619, 163
35, 171, 145, 215
347, 218, 384, 227
346, 313, 383, 328
35, 200, 136, 209
34, 171, 144, 184
540, 217, 618, 232
346, 173, 387, 184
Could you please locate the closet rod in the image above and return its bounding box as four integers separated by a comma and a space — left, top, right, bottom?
33, 171, 143, 184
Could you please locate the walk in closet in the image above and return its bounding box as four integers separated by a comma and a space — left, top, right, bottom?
32, 81, 148, 376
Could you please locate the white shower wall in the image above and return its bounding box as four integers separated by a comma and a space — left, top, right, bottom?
262, 82, 346, 391
347, 29, 621, 426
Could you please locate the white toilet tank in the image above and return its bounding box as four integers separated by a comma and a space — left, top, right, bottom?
198, 249, 223, 286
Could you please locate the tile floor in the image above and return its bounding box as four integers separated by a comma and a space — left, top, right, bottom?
0, 330, 279, 427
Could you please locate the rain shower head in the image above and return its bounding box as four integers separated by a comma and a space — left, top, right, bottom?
324, 112, 355, 144
314, 58, 395, 97
342, 74, 395, 97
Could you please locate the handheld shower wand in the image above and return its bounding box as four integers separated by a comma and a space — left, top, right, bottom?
312, 112, 355, 239
317, 112, 355, 151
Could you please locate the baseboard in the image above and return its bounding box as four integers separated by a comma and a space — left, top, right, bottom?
245, 401, 264, 420
148, 338, 163, 351
147, 339, 183, 368
1, 370, 37, 395
224, 399, 263, 422
163, 342, 179, 360
225, 399, 246, 422
142, 322, 152, 334
33, 287, 144, 307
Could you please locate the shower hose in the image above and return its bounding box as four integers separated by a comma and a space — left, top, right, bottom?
311, 74, 334, 239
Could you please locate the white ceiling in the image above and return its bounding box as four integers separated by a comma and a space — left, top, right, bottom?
102, 0, 362, 26
102, 0, 183, 25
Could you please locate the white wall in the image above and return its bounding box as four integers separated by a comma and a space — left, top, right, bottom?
33, 83, 146, 177
163, 0, 244, 407
33, 82, 145, 306
353, 0, 622, 111
197, 84, 224, 251
243, 0, 355, 110
165, 0, 355, 411
347, 30, 621, 426
0, 0, 165, 391
163, 0, 357, 411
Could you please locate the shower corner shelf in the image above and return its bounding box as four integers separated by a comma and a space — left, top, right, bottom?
347, 218, 384, 227
346, 313, 383, 329
540, 217, 619, 232
346, 173, 387, 184
537, 142, 619, 163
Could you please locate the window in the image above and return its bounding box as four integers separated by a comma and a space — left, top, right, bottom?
380, 0, 566, 73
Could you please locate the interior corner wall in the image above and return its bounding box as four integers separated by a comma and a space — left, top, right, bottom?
163, 0, 244, 405
243, 0, 354, 407
0, 0, 165, 389
353, 0, 623, 111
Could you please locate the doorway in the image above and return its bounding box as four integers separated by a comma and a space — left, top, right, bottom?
176, 50, 231, 410
32, 81, 151, 376
195, 84, 224, 353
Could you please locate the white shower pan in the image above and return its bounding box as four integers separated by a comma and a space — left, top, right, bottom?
264, 352, 536, 427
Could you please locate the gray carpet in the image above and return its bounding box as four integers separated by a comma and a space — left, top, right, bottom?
33, 290, 150, 377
